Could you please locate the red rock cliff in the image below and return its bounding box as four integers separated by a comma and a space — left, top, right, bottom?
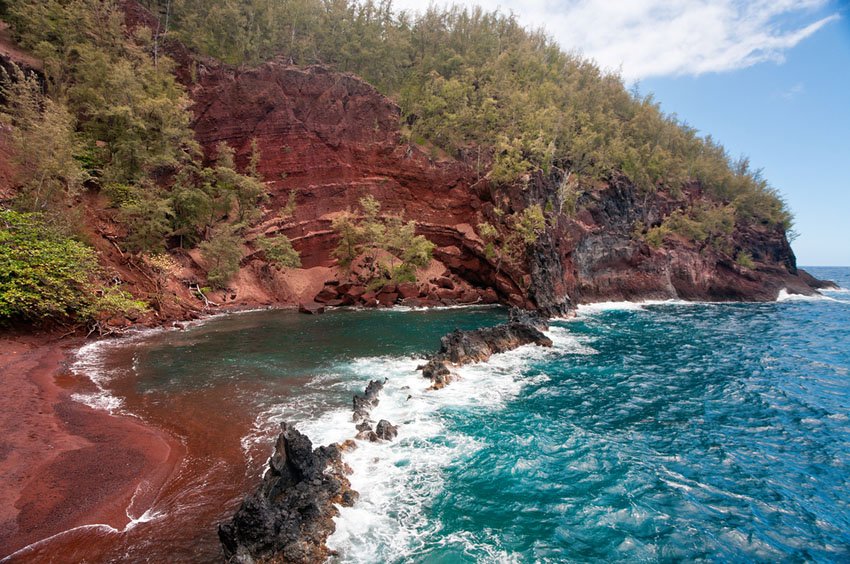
2, 2, 827, 323
177, 52, 826, 313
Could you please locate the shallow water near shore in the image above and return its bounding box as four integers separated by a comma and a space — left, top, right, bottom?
10, 268, 850, 562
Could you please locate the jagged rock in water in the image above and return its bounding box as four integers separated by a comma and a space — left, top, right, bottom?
355, 428, 379, 442
508, 307, 551, 332
218, 423, 355, 564
420, 308, 553, 389
422, 361, 453, 389
352, 379, 385, 423
374, 420, 398, 441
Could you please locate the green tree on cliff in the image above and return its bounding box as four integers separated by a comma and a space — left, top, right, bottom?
0, 65, 87, 223
331, 196, 434, 284
148, 0, 793, 237
477, 204, 546, 273
259, 234, 301, 269
200, 225, 243, 289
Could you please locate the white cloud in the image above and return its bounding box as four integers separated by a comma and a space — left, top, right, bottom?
389, 0, 840, 80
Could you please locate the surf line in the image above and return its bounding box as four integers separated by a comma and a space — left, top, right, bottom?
218, 308, 553, 564
1, 480, 164, 564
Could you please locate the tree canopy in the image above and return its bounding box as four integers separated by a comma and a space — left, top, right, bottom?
1, 0, 796, 322
141, 0, 792, 231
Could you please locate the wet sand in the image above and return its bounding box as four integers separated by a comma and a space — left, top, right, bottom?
0, 332, 184, 561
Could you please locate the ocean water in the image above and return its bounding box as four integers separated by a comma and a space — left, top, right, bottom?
323, 268, 850, 563
15, 269, 850, 562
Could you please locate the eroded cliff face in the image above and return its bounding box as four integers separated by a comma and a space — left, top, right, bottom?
521, 174, 827, 307
174, 54, 825, 314
190, 62, 477, 263
1, 3, 828, 324
182, 60, 531, 309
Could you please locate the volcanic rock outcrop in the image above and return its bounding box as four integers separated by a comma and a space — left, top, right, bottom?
219, 375, 401, 561
420, 308, 553, 389
218, 423, 355, 564
219, 308, 556, 561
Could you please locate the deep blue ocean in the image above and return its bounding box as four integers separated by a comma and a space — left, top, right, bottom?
72, 267, 850, 562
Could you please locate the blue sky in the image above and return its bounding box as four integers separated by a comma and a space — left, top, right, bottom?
393, 1, 850, 265
641, 4, 850, 266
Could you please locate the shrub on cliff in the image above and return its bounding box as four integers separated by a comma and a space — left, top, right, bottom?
642, 205, 736, 253
0, 210, 146, 323
258, 234, 301, 269
477, 204, 546, 272
736, 251, 756, 270
200, 225, 243, 289
332, 196, 434, 285
150, 0, 794, 236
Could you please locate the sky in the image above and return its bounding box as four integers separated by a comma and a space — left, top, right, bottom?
391, 0, 850, 266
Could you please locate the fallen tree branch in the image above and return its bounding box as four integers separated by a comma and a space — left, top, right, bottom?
189, 283, 219, 308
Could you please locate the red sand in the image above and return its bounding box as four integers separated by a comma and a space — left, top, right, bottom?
0, 332, 185, 560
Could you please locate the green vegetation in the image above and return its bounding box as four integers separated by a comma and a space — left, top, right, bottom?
643, 205, 736, 252
144, 0, 792, 233
478, 204, 546, 272
736, 251, 756, 269
2, 0, 302, 312
0, 210, 97, 321
259, 234, 301, 269
0, 66, 87, 221
0, 210, 145, 323
200, 225, 243, 289
332, 196, 434, 286
6, 0, 197, 187
1, 0, 795, 322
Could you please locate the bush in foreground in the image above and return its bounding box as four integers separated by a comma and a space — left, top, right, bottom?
0, 210, 146, 324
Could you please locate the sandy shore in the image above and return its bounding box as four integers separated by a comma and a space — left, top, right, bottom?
0, 331, 185, 560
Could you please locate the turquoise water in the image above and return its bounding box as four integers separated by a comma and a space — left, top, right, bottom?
323, 268, 850, 562
70, 269, 850, 563
423, 271, 850, 562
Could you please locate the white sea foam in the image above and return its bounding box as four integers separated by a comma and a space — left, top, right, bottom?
576, 300, 648, 314
70, 390, 124, 413
547, 325, 599, 355
819, 286, 850, 304
575, 298, 705, 317
326, 351, 534, 562
237, 324, 596, 562
69, 338, 128, 413
68, 324, 177, 414
824, 286, 850, 293
0, 524, 121, 562
775, 288, 834, 302
0, 488, 166, 563
67, 308, 272, 414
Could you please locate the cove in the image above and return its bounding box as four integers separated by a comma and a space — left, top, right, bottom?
12, 267, 850, 562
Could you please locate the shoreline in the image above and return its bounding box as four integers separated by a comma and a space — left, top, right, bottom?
1, 282, 842, 560
0, 331, 185, 561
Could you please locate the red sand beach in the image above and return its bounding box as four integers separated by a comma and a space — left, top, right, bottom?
0, 332, 184, 561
